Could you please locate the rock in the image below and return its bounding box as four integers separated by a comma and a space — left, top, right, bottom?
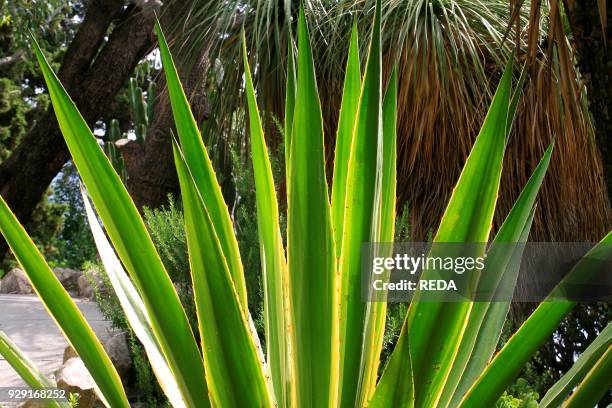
20, 400, 48, 407
104, 332, 132, 380
52, 267, 82, 291
55, 357, 98, 408
0, 268, 33, 294
79, 269, 106, 299
63, 345, 78, 363
77, 274, 94, 299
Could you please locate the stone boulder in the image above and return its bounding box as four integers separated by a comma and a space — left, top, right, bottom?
63, 345, 78, 363
104, 332, 132, 381
56, 336, 131, 406
19, 376, 59, 407
55, 357, 99, 408
52, 267, 82, 292
20, 400, 49, 407
78, 268, 106, 299
77, 274, 94, 299
0, 268, 33, 294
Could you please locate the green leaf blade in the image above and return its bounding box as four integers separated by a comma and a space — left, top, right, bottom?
81, 189, 186, 408
442, 143, 554, 407
562, 345, 612, 408
373, 59, 514, 408
0, 332, 70, 408
331, 21, 361, 256
173, 141, 273, 407
409, 60, 513, 408
380, 68, 398, 246
287, 7, 339, 406
539, 323, 612, 407
337, 2, 384, 406
459, 231, 612, 408
356, 66, 398, 407
443, 209, 535, 408
284, 34, 296, 182
368, 320, 414, 408
243, 32, 292, 408
0, 196, 127, 408
31, 36, 208, 407
155, 21, 248, 310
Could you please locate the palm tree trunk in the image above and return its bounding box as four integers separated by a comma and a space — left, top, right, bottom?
564, 0, 612, 205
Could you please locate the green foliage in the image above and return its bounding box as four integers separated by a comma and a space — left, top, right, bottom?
90, 169, 270, 403
83, 261, 125, 329
83, 259, 171, 406
496, 379, 539, 408
0, 0, 82, 122
0, 0, 83, 54
0, 77, 27, 160
67, 392, 80, 407
144, 198, 198, 335
394, 205, 411, 242
1, 7, 611, 407
519, 303, 612, 405
49, 162, 97, 269
128, 335, 156, 403
24, 193, 66, 263
143, 197, 190, 286
379, 303, 407, 375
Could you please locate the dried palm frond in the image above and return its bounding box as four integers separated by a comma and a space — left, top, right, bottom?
495, 0, 610, 241
163, 0, 609, 241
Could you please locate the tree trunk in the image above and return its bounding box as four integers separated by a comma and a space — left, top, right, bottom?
564, 0, 612, 205
0, 1, 156, 259
120, 86, 184, 210
123, 51, 238, 213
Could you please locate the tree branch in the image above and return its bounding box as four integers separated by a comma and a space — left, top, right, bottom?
0, 1, 156, 259
0, 51, 24, 68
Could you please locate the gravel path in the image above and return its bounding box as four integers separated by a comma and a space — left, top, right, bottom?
0, 294, 114, 389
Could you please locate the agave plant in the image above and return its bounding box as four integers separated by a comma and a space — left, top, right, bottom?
0, 1, 610, 407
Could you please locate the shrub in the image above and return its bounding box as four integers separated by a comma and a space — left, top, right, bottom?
90, 171, 271, 403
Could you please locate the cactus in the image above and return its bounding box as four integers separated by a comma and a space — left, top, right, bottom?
128, 77, 155, 145
104, 119, 127, 180
103, 77, 155, 181
146, 81, 156, 126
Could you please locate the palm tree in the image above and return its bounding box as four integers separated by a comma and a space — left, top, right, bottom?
560, 0, 612, 205
154, 0, 608, 243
